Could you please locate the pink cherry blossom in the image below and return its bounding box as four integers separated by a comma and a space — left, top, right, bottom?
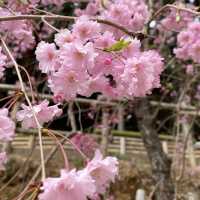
101, 0, 149, 38
85, 149, 118, 194
72, 16, 101, 42
175, 22, 200, 64
35, 10, 164, 101
76, 0, 149, 38
7, 0, 40, 13
160, 5, 194, 32
75, 0, 100, 17
70, 133, 99, 158
16, 100, 62, 129
0, 152, 7, 171
185, 64, 194, 75
35, 41, 59, 73
0, 8, 35, 57
39, 169, 96, 200
49, 66, 89, 100
119, 50, 164, 97
0, 108, 15, 141
54, 29, 74, 48
59, 42, 98, 71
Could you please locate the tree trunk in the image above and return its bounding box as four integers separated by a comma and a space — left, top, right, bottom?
134, 98, 175, 200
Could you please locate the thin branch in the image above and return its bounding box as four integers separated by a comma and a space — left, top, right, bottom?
0, 14, 76, 22
41, 16, 60, 32
1, 38, 46, 181
0, 14, 145, 38
153, 4, 200, 19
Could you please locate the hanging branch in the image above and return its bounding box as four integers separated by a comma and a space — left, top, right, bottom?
0, 38, 46, 181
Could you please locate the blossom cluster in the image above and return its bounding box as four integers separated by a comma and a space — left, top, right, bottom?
76, 0, 149, 38
16, 100, 62, 129
0, 0, 166, 197
0, 0, 69, 57
159, 5, 194, 32
36, 16, 164, 101
174, 22, 200, 64
0, 108, 15, 142
0, 8, 35, 57
70, 133, 99, 158
39, 150, 118, 200
4, 0, 68, 12
0, 108, 15, 170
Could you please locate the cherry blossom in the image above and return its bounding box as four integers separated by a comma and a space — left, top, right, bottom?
0, 108, 15, 141
0, 8, 35, 57
39, 169, 96, 200
36, 41, 59, 73
160, 4, 194, 32
72, 16, 101, 42
70, 133, 99, 158
54, 29, 74, 48
85, 149, 118, 194
36, 15, 164, 101
76, 0, 149, 38
16, 100, 62, 129
175, 22, 200, 64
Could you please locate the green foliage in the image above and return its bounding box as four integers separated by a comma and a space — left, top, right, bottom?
104, 39, 131, 52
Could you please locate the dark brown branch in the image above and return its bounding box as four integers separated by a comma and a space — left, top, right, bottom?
134, 98, 174, 200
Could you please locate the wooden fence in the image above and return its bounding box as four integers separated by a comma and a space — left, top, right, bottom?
3, 132, 200, 161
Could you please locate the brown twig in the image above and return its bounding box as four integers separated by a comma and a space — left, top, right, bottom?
153, 4, 200, 19
0, 14, 145, 38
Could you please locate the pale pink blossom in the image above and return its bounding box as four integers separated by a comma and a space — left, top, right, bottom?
185, 64, 194, 75
59, 42, 98, 71
7, 0, 39, 13
0, 8, 36, 57
39, 169, 96, 200
75, 0, 100, 16
175, 22, 200, 64
160, 6, 194, 32
85, 149, 118, 194
120, 50, 164, 97
70, 133, 99, 158
36, 41, 59, 73
16, 100, 62, 129
101, 0, 149, 38
54, 29, 74, 47
0, 108, 15, 141
72, 16, 101, 42
49, 66, 89, 100
94, 31, 116, 49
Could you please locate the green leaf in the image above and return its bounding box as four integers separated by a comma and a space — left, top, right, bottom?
176, 13, 181, 23
104, 39, 131, 52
